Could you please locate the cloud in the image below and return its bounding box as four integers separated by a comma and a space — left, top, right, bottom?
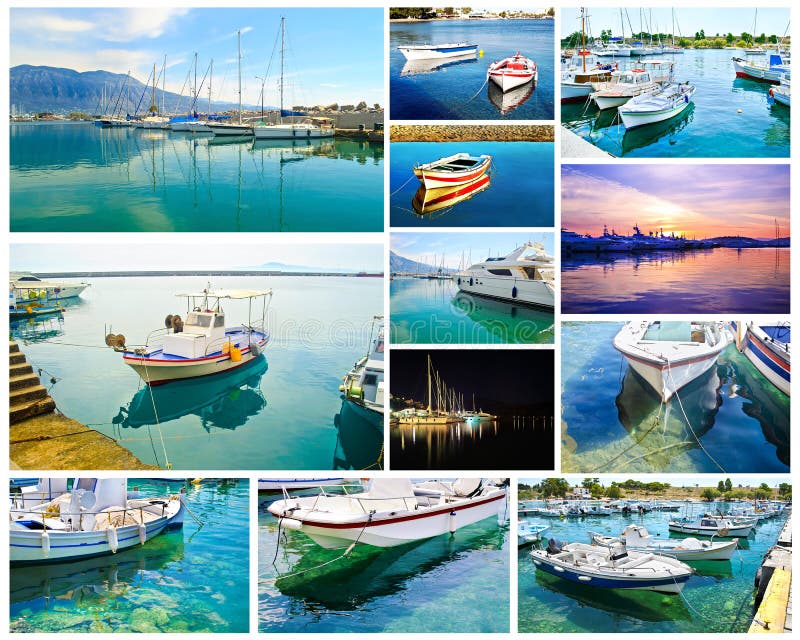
98, 8, 190, 42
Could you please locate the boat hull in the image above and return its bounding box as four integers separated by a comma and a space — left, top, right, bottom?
619, 98, 692, 129
561, 82, 594, 103
740, 325, 790, 396
14, 284, 89, 301
206, 124, 254, 136
732, 58, 786, 83
771, 86, 790, 107
253, 125, 334, 140
412, 174, 491, 215
668, 522, 753, 537
414, 157, 491, 190
593, 94, 633, 110
398, 44, 478, 60
455, 273, 554, 309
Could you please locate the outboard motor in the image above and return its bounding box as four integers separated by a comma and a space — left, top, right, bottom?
547, 538, 563, 555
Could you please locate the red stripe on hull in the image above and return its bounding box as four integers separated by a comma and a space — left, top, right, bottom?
749, 333, 791, 373
735, 71, 780, 84
144, 355, 263, 386
421, 175, 491, 206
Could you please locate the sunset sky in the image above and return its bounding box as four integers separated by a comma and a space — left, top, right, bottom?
561, 165, 790, 239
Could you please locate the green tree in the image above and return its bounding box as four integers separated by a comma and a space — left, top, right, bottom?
725, 478, 733, 492
540, 478, 570, 498
582, 477, 600, 490
756, 33, 766, 44
605, 484, 622, 499
546, 7, 555, 18
741, 31, 753, 45
701, 488, 720, 501
778, 483, 792, 499
717, 480, 725, 492
754, 488, 771, 500
589, 483, 604, 499
726, 32, 735, 44
769, 34, 778, 44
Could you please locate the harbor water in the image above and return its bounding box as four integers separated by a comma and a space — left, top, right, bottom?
390, 277, 554, 344
561, 48, 790, 158
390, 19, 554, 120
561, 248, 790, 313
10, 479, 249, 633
518, 504, 789, 632
259, 493, 510, 633
390, 141, 554, 227
561, 322, 790, 473
11, 276, 383, 470
10, 122, 384, 232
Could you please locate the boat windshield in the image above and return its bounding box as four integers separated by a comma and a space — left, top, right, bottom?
643, 321, 693, 342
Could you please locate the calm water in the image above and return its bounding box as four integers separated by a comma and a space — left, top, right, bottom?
10, 479, 249, 633
390, 141, 554, 227
390, 277, 554, 344
258, 493, 510, 633
12, 276, 383, 470
561, 48, 790, 157
561, 322, 790, 473
390, 19, 554, 120
10, 122, 383, 232
562, 248, 790, 313
519, 505, 789, 632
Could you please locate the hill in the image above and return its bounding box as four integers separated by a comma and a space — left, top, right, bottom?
390, 250, 454, 274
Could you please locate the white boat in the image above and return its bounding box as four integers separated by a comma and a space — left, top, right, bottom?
340, 315, 385, 425
531, 539, 693, 593
518, 521, 548, 547
454, 242, 554, 310
413, 153, 492, 189
257, 479, 347, 492
618, 82, 695, 129
487, 52, 537, 92
561, 50, 615, 103
208, 29, 253, 137
594, 42, 631, 58
590, 525, 738, 561
395, 355, 460, 425
734, 321, 790, 395
732, 52, 790, 83
668, 515, 754, 537
770, 77, 790, 107
590, 61, 674, 110
10, 478, 184, 565
400, 53, 478, 77
398, 42, 478, 60
11, 273, 90, 302
613, 321, 730, 402
267, 478, 507, 548
107, 287, 272, 385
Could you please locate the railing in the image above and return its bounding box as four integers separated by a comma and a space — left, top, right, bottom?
11, 501, 171, 531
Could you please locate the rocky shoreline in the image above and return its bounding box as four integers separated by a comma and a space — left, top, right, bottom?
390, 124, 553, 142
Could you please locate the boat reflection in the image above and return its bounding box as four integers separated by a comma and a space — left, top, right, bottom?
412, 174, 491, 216
10, 315, 66, 343
451, 291, 554, 342
115, 356, 268, 431
561, 248, 714, 269
488, 79, 534, 116
620, 102, 695, 155
400, 53, 477, 76
332, 399, 384, 470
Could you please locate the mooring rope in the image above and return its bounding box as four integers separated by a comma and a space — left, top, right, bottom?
140, 359, 172, 470
463, 75, 490, 106
390, 174, 416, 197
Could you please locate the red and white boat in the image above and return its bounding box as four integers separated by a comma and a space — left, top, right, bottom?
268, 478, 507, 548
413, 153, 492, 190
487, 52, 537, 92
412, 174, 491, 215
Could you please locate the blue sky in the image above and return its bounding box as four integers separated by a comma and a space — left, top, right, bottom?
392, 232, 554, 270
561, 8, 790, 40
10, 8, 384, 106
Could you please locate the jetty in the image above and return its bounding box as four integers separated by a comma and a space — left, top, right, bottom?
391, 124, 554, 142
561, 126, 613, 158
9, 341, 157, 470
750, 517, 792, 633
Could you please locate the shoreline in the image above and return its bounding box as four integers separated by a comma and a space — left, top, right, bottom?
391, 124, 554, 142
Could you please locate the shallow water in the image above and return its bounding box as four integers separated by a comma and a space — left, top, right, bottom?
390, 277, 554, 344
390, 18, 554, 120
10, 122, 384, 232
561, 322, 790, 473
561, 48, 790, 157
10, 479, 249, 633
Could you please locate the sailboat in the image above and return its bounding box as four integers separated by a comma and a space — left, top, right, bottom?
136, 61, 170, 129
395, 355, 459, 425
743, 10, 766, 54
207, 30, 254, 136
253, 18, 335, 139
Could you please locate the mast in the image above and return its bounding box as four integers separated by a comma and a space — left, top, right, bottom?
151, 63, 156, 113
427, 354, 432, 413
279, 16, 285, 125
162, 55, 166, 116
208, 59, 213, 118
237, 29, 242, 125
580, 8, 586, 73
192, 52, 198, 116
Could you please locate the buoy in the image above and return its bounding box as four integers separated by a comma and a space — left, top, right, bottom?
41, 530, 50, 556
449, 510, 457, 534
138, 523, 147, 544
478, 50, 484, 57
191, 478, 203, 485
737, 109, 743, 113
280, 518, 303, 531
107, 526, 119, 553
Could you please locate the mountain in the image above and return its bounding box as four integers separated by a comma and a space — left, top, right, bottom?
10, 64, 255, 115
248, 261, 367, 274
390, 251, 453, 274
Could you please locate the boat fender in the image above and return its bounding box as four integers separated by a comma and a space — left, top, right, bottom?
280, 518, 303, 531
138, 523, 147, 545
469, 278, 473, 286
449, 511, 457, 534
511, 286, 518, 299
769, 88, 774, 97
107, 526, 119, 553
41, 530, 50, 556
250, 341, 262, 356
457, 277, 461, 285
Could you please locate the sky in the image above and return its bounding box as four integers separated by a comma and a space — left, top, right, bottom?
10, 8, 384, 106
10, 242, 384, 273
562, 164, 790, 239
560, 8, 790, 40
391, 232, 554, 270
521, 475, 791, 488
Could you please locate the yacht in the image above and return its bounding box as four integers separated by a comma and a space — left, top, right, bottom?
340, 316, 385, 426
11, 273, 91, 302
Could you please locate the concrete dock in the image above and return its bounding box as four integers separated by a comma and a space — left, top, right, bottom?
750, 517, 792, 633
560, 126, 614, 158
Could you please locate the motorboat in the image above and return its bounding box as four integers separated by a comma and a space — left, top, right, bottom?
734, 321, 790, 395
613, 320, 730, 402
518, 521, 548, 547
731, 52, 790, 83
770, 77, 790, 107
454, 242, 554, 310
487, 52, 537, 92
400, 53, 477, 76
590, 525, 738, 561
561, 50, 616, 103
590, 61, 674, 110
531, 539, 693, 593
668, 515, 755, 537
11, 272, 90, 302
618, 82, 696, 129
9, 297, 65, 321
258, 479, 347, 492
10, 478, 184, 565
106, 286, 272, 385
340, 315, 385, 426
411, 174, 491, 215
267, 478, 507, 548
398, 42, 478, 60
413, 153, 492, 190
594, 41, 632, 58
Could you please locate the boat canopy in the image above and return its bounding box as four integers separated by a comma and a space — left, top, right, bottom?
175, 288, 273, 300
643, 321, 692, 342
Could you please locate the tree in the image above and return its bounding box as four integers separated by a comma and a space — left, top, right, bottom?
717, 480, 725, 492
726, 33, 735, 44
605, 484, 622, 499
756, 33, 766, 44
589, 483, 604, 499
754, 487, 771, 500
725, 478, 733, 492
769, 34, 778, 44
741, 31, 753, 45
582, 477, 600, 489
701, 488, 720, 501
778, 483, 792, 499
547, 7, 555, 18
540, 478, 570, 498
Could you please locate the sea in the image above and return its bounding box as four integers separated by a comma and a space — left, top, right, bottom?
561, 248, 790, 313
390, 141, 554, 227
258, 490, 510, 633
561, 322, 790, 473
518, 503, 789, 632
10, 122, 384, 232
561, 48, 790, 158
10, 276, 384, 470
390, 277, 554, 344
10, 479, 249, 633
390, 18, 555, 120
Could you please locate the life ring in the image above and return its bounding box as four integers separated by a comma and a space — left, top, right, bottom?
769, 88, 774, 97
614, 62, 619, 70
511, 286, 518, 299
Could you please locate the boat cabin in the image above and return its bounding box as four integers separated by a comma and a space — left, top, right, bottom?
162, 309, 229, 358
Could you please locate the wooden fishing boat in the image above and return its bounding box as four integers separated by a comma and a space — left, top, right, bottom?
411, 174, 491, 215
413, 153, 491, 190
618, 82, 696, 129
731, 52, 790, 83
734, 321, 790, 395
398, 42, 478, 60
487, 52, 537, 92
590, 524, 738, 561
668, 515, 755, 537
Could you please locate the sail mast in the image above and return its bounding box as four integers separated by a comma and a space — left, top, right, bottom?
581, 8, 586, 73
237, 29, 242, 125
279, 16, 285, 125
208, 59, 213, 118
427, 354, 432, 413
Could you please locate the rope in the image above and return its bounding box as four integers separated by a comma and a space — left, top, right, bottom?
390, 174, 416, 197
463, 75, 490, 106
140, 360, 172, 470
39, 341, 108, 349
674, 575, 724, 625
179, 497, 204, 526
587, 400, 665, 472
361, 443, 384, 470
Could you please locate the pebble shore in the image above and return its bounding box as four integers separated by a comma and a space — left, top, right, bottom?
390, 124, 553, 142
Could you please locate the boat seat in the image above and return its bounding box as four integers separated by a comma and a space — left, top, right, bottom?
615, 553, 655, 569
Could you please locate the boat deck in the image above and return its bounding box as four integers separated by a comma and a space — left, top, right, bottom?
125, 328, 267, 361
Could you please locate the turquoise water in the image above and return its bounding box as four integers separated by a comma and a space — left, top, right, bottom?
518, 504, 789, 632
10, 479, 249, 633
390, 141, 554, 227
390, 277, 554, 344
561, 322, 790, 473
12, 276, 383, 470
390, 19, 555, 120
10, 123, 383, 232
258, 493, 510, 632
561, 48, 790, 157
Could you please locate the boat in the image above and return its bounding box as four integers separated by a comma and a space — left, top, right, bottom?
590, 525, 738, 561
731, 52, 790, 83
400, 53, 477, 77
590, 61, 674, 110
395, 355, 460, 425
10, 478, 184, 565
531, 539, 693, 593
258, 479, 347, 492
11, 273, 90, 302
135, 62, 170, 129
411, 174, 491, 215
9, 298, 65, 321
106, 286, 272, 385
207, 30, 254, 137
267, 478, 507, 548
340, 315, 385, 426
734, 321, 790, 395
618, 82, 696, 129
412, 153, 492, 190
668, 515, 755, 537
487, 52, 537, 92
743, 10, 766, 55
613, 321, 730, 402
518, 521, 549, 547
454, 242, 555, 310
398, 42, 478, 60
770, 77, 791, 107
561, 9, 615, 103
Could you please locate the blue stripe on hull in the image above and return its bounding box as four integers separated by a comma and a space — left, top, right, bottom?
534, 562, 688, 591
747, 335, 790, 382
